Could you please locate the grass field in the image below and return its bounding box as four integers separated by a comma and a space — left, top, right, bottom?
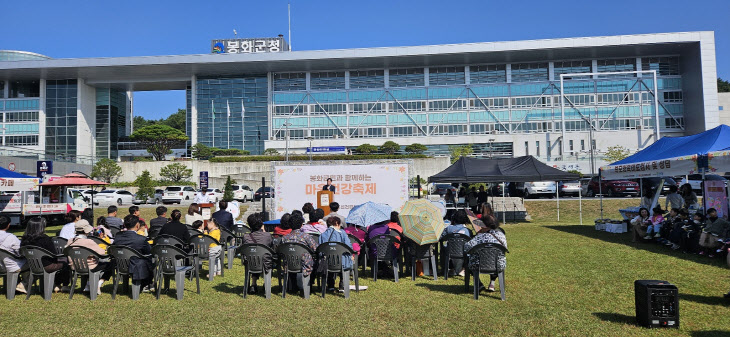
4, 198, 730, 336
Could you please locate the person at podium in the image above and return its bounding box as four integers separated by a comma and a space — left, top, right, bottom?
322, 178, 336, 194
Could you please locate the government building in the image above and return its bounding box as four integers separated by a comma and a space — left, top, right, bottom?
0, 32, 720, 173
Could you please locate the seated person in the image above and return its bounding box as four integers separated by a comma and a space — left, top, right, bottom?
186, 204, 204, 226
105, 206, 124, 230
280, 212, 318, 290
0, 215, 26, 293
206, 218, 223, 277
67, 221, 114, 293
242, 213, 273, 294
319, 217, 353, 291
644, 206, 666, 240
211, 201, 234, 231
150, 206, 169, 228
668, 209, 693, 251
59, 210, 81, 240
387, 211, 403, 249
699, 208, 728, 257
129, 206, 147, 237
21, 217, 70, 292
442, 210, 473, 238
344, 223, 366, 255
158, 210, 191, 245
464, 215, 507, 292
113, 215, 154, 290
190, 220, 204, 231
273, 213, 292, 238
301, 209, 327, 234
630, 208, 651, 243
659, 208, 680, 244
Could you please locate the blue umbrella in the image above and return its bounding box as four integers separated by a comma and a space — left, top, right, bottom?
345, 201, 392, 227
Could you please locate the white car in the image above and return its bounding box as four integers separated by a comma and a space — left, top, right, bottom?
94, 189, 136, 206
515, 181, 557, 199
162, 186, 197, 204
230, 184, 254, 202
205, 188, 223, 202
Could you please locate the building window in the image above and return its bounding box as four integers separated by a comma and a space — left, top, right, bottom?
349, 70, 384, 89
5, 111, 39, 122
642, 57, 680, 76
389, 68, 425, 87
591, 139, 596, 150
310, 71, 345, 90
511, 63, 548, 82
5, 135, 38, 146
470, 64, 506, 84
9, 80, 40, 98
428, 66, 465, 86
524, 141, 529, 155
553, 60, 592, 80
569, 140, 574, 152
663, 91, 683, 103
581, 139, 585, 151
536, 141, 540, 157
273, 72, 306, 91
597, 58, 636, 77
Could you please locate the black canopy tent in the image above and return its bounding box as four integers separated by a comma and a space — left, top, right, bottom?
429, 156, 581, 223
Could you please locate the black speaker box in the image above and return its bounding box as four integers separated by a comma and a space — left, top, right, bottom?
634, 280, 679, 328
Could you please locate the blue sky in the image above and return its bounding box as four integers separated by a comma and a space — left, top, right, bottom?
3, 0, 729, 120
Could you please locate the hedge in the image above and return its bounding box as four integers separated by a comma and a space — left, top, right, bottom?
108, 180, 197, 188
209, 154, 428, 162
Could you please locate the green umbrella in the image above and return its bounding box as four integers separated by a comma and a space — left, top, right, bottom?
399, 199, 446, 245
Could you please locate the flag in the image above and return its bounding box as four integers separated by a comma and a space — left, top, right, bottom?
226, 100, 231, 117
241, 99, 246, 115
211, 100, 215, 120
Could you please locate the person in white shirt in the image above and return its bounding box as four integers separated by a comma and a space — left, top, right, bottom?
59, 210, 81, 240
0, 216, 25, 272
664, 185, 683, 210
194, 190, 210, 204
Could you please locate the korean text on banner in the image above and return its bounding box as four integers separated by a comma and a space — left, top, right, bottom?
273, 164, 409, 219
704, 180, 728, 218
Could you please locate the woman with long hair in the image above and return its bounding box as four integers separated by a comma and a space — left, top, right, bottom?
186, 203, 204, 225
20, 217, 71, 292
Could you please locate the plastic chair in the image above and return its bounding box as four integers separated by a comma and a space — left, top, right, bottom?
439, 233, 471, 280
86, 236, 108, 247
148, 226, 163, 240
348, 233, 367, 274
463, 242, 507, 300
188, 228, 203, 238
153, 234, 186, 250
240, 244, 274, 299
0, 248, 22, 300
308, 233, 320, 242
109, 227, 120, 238
107, 245, 149, 300
405, 241, 437, 281
19, 246, 61, 301
276, 242, 315, 299
50, 237, 68, 255
188, 234, 224, 281
316, 241, 357, 298
369, 235, 400, 282
64, 245, 109, 300
219, 227, 239, 270
152, 244, 199, 300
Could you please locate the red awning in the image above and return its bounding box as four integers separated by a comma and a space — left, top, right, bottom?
39, 173, 109, 187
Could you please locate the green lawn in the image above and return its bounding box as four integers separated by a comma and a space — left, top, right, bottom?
3, 199, 730, 336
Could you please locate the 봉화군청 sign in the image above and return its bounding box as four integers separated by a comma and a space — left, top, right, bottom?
273, 163, 409, 219
211, 37, 290, 54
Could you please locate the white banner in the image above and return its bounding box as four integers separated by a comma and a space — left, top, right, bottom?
0, 177, 39, 192
600, 155, 700, 179
273, 163, 409, 219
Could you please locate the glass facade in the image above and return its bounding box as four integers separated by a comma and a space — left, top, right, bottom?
192, 76, 268, 154
271, 56, 684, 153
45, 79, 78, 158
96, 88, 127, 159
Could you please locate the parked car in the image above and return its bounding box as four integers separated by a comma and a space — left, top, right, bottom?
514, 181, 557, 199
162, 186, 197, 204
254, 187, 274, 201
133, 189, 164, 205
80, 190, 100, 203
94, 189, 136, 206
205, 188, 223, 202
558, 180, 581, 197
230, 184, 254, 202
585, 177, 639, 197
676, 174, 727, 195
429, 184, 457, 196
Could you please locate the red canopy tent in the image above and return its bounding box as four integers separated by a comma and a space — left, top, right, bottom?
39, 173, 108, 187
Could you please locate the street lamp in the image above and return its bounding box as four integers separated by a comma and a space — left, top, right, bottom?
306, 136, 314, 162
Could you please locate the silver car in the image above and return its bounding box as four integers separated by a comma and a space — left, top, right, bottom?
559, 180, 582, 196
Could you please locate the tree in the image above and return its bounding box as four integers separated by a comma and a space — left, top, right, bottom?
604, 145, 631, 163
134, 170, 155, 201
211, 148, 249, 156
161, 109, 186, 131
404, 143, 428, 154
355, 143, 378, 154
449, 144, 473, 164
191, 143, 214, 160
133, 116, 156, 131
719, 77, 730, 93
90, 158, 122, 183
130, 124, 189, 161
379, 141, 400, 155
409, 176, 426, 185
263, 148, 280, 156
159, 163, 193, 183
567, 169, 583, 178
223, 176, 236, 202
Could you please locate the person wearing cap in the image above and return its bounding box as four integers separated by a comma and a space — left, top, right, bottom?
66, 220, 113, 293
699, 208, 729, 257
644, 206, 666, 240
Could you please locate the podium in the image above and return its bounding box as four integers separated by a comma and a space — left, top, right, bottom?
199, 203, 215, 226
317, 190, 334, 215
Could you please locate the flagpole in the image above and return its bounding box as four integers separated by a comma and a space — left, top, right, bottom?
211, 99, 215, 148
226, 100, 231, 149
241, 99, 246, 151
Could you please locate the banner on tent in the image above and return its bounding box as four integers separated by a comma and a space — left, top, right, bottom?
601, 155, 700, 179
273, 163, 409, 219
704, 180, 728, 218
0, 177, 39, 192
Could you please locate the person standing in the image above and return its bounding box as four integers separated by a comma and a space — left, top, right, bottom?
477, 186, 489, 207
194, 189, 210, 204
664, 185, 683, 210
322, 178, 336, 194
